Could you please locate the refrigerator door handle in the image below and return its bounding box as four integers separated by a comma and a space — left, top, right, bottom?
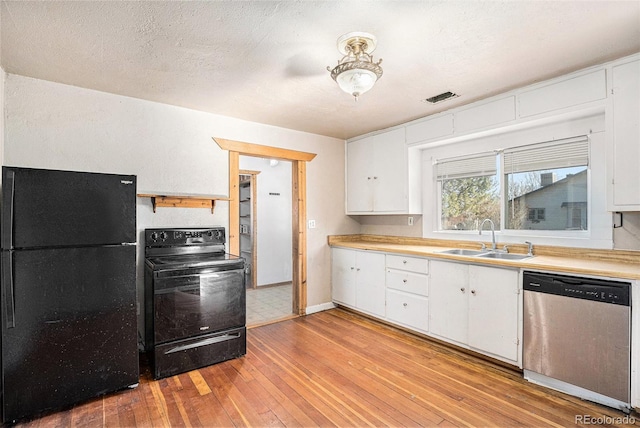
2, 251, 15, 328
2, 170, 16, 250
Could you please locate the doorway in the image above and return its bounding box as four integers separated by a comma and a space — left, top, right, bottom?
214, 137, 316, 321
240, 158, 294, 326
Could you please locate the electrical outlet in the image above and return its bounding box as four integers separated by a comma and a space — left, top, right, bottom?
308, 220, 316, 229
408, 216, 414, 226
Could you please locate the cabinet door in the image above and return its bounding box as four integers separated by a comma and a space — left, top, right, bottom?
331, 248, 356, 307
467, 265, 519, 362
386, 289, 429, 332
355, 251, 386, 317
612, 60, 640, 209
429, 260, 468, 344
372, 128, 407, 212
346, 137, 374, 213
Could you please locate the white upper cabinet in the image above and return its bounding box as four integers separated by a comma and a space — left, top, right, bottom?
406, 114, 454, 145
346, 128, 421, 214
518, 69, 606, 118
610, 59, 640, 210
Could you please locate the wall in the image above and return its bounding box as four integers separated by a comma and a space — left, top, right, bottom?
239, 156, 292, 286
0, 68, 4, 170
357, 215, 422, 237
3, 73, 360, 336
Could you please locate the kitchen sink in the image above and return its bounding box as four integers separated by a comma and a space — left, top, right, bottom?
476, 252, 532, 261
438, 249, 490, 256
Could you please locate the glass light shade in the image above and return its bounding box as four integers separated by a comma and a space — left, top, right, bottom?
336, 68, 378, 98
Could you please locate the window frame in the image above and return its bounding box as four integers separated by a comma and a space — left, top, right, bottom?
421, 113, 611, 249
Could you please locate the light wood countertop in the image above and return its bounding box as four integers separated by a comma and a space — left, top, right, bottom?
328, 235, 640, 280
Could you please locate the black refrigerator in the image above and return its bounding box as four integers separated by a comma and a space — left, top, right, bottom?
0, 166, 139, 423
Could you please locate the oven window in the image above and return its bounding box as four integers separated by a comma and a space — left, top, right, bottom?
153, 269, 245, 344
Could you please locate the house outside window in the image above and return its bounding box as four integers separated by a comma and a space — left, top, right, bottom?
504, 137, 589, 231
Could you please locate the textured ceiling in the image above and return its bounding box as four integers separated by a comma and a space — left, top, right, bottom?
1, 1, 639, 140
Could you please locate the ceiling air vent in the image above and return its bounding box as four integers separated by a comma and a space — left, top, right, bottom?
423, 91, 459, 104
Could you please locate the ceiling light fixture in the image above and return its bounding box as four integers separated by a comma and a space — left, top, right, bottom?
327, 32, 383, 101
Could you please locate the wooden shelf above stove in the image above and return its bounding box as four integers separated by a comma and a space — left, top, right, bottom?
137, 193, 230, 214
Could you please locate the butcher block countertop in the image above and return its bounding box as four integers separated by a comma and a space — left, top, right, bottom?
328, 234, 640, 280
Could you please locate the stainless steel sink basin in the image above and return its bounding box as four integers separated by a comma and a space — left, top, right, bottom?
476, 252, 532, 260
438, 249, 490, 256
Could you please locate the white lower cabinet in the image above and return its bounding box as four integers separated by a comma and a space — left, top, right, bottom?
429, 260, 520, 364
467, 265, 519, 362
429, 260, 469, 344
332, 249, 521, 365
331, 248, 385, 317
386, 290, 429, 333
385, 254, 429, 333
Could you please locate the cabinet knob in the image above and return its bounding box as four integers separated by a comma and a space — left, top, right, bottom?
373, 176, 378, 179
356, 268, 360, 271
350, 267, 354, 270
460, 287, 465, 292
403, 279, 408, 283
403, 303, 408, 307
367, 177, 372, 180
471, 290, 476, 295
402, 260, 407, 264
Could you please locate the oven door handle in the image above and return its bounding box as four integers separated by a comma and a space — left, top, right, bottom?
164, 332, 242, 354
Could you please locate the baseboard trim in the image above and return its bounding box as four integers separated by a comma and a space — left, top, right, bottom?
305, 302, 336, 315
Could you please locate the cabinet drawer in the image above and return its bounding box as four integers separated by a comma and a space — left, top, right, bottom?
386, 269, 428, 296
386, 254, 428, 273
386, 290, 429, 332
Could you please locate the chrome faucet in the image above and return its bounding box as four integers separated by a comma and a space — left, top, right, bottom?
479, 219, 497, 251
525, 241, 534, 256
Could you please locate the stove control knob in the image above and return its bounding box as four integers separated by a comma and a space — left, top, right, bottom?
150, 232, 158, 241
214, 230, 222, 239
159, 232, 168, 241
207, 230, 213, 237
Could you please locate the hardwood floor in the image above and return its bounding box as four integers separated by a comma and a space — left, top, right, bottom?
16, 308, 637, 427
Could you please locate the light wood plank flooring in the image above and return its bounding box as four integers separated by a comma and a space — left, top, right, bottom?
16, 308, 638, 427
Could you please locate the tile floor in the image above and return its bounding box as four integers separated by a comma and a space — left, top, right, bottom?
246, 283, 293, 326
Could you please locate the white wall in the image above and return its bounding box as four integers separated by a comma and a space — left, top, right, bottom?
239, 156, 292, 286
0, 68, 4, 170
3, 73, 360, 336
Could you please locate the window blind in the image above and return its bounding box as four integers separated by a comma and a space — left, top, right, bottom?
503, 136, 589, 174
435, 152, 497, 180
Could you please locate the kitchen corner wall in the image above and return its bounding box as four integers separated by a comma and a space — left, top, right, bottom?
613, 212, 640, 250
3, 73, 360, 336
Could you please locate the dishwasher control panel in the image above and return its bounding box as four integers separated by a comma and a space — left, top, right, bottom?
523, 271, 630, 306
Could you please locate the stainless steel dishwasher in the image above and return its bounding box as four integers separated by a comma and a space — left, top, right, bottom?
523, 271, 631, 412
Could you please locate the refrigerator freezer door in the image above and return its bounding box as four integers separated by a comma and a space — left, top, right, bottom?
2, 167, 136, 250
1, 245, 139, 422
